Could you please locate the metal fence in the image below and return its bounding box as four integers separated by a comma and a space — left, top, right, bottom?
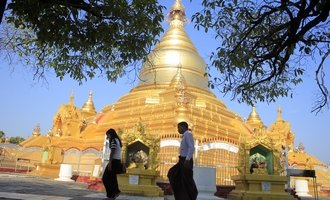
0, 155, 102, 177
0, 155, 37, 173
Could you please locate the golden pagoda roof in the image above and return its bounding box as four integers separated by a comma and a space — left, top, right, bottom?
288, 150, 330, 189
32, 123, 41, 137
268, 106, 294, 145
268, 106, 292, 131
246, 105, 265, 129
133, 0, 212, 94
77, 0, 248, 145
81, 91, 96, 115
289, 150, 326, 168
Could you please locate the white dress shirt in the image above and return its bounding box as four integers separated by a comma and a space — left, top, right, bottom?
180, 130, 195, 160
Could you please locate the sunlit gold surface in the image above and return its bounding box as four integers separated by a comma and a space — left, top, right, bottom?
117, 123, 163, 196
229, 130, 294, 200
13, 0, 330, 193
81, 91, 96, 118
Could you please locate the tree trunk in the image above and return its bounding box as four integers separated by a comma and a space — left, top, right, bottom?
0, 0, 7, 24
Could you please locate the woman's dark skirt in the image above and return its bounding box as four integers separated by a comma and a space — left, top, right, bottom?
102, 159, 121, 198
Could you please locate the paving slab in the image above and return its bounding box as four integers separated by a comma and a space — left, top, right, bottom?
0, 173, 226, 200
0, 173, 166, 200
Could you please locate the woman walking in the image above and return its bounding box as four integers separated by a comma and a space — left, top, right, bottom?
102, 128, 122, 200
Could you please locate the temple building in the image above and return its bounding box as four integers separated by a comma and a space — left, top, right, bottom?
13, 0, 330, 195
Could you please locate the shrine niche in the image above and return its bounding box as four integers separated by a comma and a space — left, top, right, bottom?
126, 141, 149, 169
249, 144, 274, 175
120, 121, 160, 170
228, 130, 293, 200
117, 121, 163, 197
236, 129, 284, 176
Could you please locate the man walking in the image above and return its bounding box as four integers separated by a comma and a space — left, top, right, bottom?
168, 121, 198, 200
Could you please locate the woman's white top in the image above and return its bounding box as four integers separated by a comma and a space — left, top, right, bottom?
110, 138, 122, 160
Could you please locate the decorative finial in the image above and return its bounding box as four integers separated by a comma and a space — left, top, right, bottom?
170, 62, 186, 89
297, 142, 305, 153
167, 0, 187, 25
277, 105, 283, 120
32, 123, 41, 137
69, 91, 75, 105
172, 63, 189, 106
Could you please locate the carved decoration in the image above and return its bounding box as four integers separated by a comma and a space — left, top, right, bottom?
237, 129, 284, 176
120, 120, 160, 170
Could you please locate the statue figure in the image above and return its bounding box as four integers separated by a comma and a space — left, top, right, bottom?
127, 158, 137, 169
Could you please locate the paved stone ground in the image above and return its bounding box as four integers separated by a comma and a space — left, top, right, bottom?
0, 173, 224, 200
3, 173, 328, 200
0, 173, 165, 200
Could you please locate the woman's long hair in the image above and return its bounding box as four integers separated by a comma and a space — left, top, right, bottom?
106, 128, 122, 147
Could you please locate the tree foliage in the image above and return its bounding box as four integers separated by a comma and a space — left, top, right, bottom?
2, 0, 165, 82
192, 0, 330, 113
8, 136, 25, 144
0, 130, 5, 143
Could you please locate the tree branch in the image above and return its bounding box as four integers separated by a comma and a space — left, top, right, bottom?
312, 50, 329, 113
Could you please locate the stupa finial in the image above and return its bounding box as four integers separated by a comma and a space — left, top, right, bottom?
69, 91, 75, 105
277, 105, 283, 120
32, 123, 41, 137
167, 0, 187, 25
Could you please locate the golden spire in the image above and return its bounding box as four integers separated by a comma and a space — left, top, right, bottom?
134, 0, 212, 94
81, 91, 96, 114
168, 0, 187, 25
276, 105, 283, 121
246, 105, 264, 129
69, 91, 75, 105
247, 105, 261, 122
32, 123, 41, 137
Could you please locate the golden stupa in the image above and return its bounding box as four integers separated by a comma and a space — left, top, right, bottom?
13, 0, 330, 196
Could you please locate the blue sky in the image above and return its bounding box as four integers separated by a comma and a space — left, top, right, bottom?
0, 0, 329, 164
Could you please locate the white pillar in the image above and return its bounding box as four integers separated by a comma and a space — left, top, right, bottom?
194, 166, 222, 200
295, 179, 312, 197
55, 164, 74, 182
92, 165, 101, 177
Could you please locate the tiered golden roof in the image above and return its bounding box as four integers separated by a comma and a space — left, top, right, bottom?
81, 91, 96, 118
246, 106, 265, 131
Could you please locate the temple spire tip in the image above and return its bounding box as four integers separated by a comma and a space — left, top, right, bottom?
167, 0, 187, 25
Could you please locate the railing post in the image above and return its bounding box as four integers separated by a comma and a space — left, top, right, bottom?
15, 159, 17, 172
